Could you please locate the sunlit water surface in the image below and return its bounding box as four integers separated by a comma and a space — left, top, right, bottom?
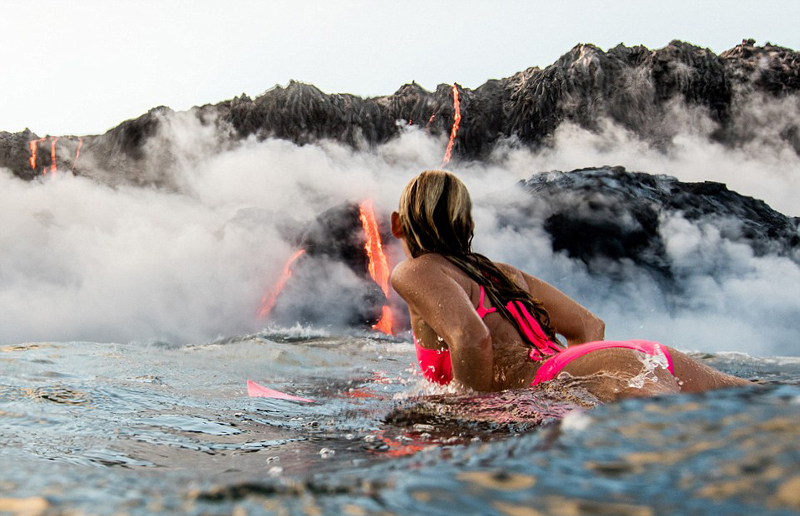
1, 329, 800, 515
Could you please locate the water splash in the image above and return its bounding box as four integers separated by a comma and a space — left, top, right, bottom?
628, 343, 671, 389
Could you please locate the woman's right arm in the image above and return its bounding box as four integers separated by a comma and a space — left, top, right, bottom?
507, 266, 605, 346
391, 257, 495, 391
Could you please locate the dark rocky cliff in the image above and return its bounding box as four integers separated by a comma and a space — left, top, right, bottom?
1, 39, 798, 185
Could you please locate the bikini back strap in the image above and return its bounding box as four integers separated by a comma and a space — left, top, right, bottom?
506, 300, 562, 361
475, 285, 497, 320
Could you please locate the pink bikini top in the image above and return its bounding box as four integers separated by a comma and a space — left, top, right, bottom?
414, 285, 563, 384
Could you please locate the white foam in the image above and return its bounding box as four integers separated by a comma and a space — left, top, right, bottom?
560, 410, 593, 432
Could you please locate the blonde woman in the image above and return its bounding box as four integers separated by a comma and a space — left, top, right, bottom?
390, 170, 749, 401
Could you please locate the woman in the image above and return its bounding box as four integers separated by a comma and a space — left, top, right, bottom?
390, 170, 749, 402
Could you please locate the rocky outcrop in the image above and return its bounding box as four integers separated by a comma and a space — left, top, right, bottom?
519, 166, 800, 279
1, 40, 798, 185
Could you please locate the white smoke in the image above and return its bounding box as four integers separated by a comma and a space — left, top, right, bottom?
0, 100, 798, 356
499, 95, 800, 217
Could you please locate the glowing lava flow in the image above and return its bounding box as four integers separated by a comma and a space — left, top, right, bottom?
358, 199, 394, 334
28, 136, 84, 176
29, 138, 46, 172
441, 84, 461, 166
49, 137, 59, 176
426, 113, 436, 129
72, 138, 84, 172
257, 249, 306, 319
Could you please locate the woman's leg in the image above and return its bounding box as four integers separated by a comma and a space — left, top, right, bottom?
666, 347, 751, 393
554, 346, 749, 401
557, 347, 680, 402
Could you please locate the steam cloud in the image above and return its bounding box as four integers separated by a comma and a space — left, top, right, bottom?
1, 98, 799, 356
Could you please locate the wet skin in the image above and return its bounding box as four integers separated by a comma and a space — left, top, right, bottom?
389, 212, 749, 401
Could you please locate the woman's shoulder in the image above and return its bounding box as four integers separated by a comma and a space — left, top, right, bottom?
392, 253, 452, 279
391, 254, 465, 293
494, 261, 527, 287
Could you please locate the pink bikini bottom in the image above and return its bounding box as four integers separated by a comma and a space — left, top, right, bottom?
532, 339, 674, 385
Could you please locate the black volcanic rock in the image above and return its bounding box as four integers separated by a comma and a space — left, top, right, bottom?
1, 40, 799, 185
518, 166, 800, 281
721, 40, 800, 95
224, 82, 397, 147
299, 202, 370, 274
0, 129, 39, 181
267, 201, 396, 329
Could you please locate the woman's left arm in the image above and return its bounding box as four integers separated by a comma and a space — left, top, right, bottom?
508, 266, 605, 346
391, 257, 494, 391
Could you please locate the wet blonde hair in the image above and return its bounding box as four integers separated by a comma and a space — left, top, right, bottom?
398, 170, 558, 343
398, 170, 474, 258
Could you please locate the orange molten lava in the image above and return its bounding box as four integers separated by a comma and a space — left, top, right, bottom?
29, 138, 46, 171
374, 434, 427, 458
359, 200, 390, 295
441, 84, 461, 166
372, 305, 394, 335
72, 138, 84, 172
358, 199, 394, 334
49, 137, 59, 176
257, 249, 306, 319
29, 137, 83, 176
426, 113, 436, 128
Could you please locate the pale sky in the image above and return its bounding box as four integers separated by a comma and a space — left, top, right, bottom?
1, 0, 798, 136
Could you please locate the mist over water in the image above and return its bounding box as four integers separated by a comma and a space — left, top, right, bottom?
1, 100, 799, 356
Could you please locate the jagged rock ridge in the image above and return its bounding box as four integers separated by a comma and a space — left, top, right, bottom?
1, 39, 798, 185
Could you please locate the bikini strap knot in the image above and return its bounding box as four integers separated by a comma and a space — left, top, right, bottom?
475, 285, 497, 319
506, 301, 562, 362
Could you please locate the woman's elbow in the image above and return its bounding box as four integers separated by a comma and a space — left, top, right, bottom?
473, 330, 493, 357
453, 327, 492, 359
452, 328, 494, 391
564, 315, 605, 346
590, 316, 605, 341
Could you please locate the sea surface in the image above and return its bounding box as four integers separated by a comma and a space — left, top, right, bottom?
2, 329, 800, 516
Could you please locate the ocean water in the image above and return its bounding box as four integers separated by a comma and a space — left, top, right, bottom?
2, 329, 799, 516
2, 102, 800, 515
